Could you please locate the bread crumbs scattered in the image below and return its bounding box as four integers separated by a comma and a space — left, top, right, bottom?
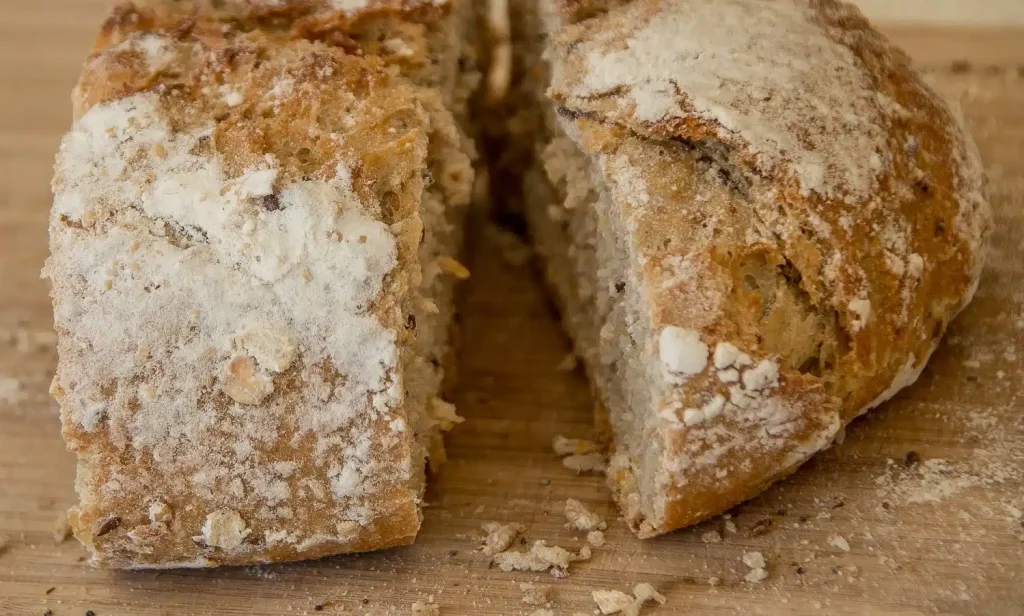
745, 567, 769, 583
724, 519, 738, 533
633, 584, 666, 605
553, 435, 600, 456
701, 530, 722, 543
743, 551, 768, 583
562, 453, 606, 474
427, 397, 465, 431
520, 582, 552, 606
0, 376, 25, 404
592, 583, 666, 615
828, 534, 851, 552
52, 515, 72, 543
565, 499, 607, 532
481, 521, 525, 556
742, 551, 766, 569
592, 590, 633, 615
875, 455, 1022, 505
437, 255, 471, 280
587, 530, 606, 547
493, 541, 591, 577
411, 601, 440, 615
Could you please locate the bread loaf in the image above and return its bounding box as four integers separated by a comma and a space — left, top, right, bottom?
48, 0, 478, 567
49, 0, 993, 565
508, 0, 991, 536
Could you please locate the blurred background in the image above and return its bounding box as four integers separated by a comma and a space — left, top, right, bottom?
855, 0, 1024, 24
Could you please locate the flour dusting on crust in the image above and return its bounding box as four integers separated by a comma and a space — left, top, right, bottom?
529, 0, 991, 538
46, 24, 441, 566
565, 0, 890, 202
53, 91, 403, 490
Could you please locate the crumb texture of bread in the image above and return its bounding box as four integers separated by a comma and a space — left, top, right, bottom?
49, 0, 477, 568
507, 0, 992, 536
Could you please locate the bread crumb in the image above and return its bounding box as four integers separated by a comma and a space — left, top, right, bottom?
428, 398, 465, 431
562, 453, 606, 474
592, 590, 633, 615
724, 520, 738, 533
632, 584, 666, 606
552, 435, 600, 456
520, 582, 552, 606
411, 601, 440, 615
745, 567, 769, 583
493, 541, 590, 576
480, 521, 525, 556
419, 298, 441, 314
742, 551, 766, 569
52, 515, 72, 543
592, 583, 666, 615
437, 255, 471, 280
828, 534, 851, 552
587, 530, 606, 547
200, 509, 250, 550
707, 576, 721, 587
0, 376, 25, 404
701, 530, 722, 543
742, 550, 770, 583
565, 499, 607, 532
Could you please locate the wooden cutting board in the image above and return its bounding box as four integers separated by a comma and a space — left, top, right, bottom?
1, 4, 1022, 615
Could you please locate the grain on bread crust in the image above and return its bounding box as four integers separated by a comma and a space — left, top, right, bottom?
49, 0, 476, 567
523, 0, 991, 536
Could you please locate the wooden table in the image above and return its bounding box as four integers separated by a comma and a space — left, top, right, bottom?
1, 4, 1022, 615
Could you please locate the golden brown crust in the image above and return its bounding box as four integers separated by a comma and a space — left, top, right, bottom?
53, 0, 992, 559
537, 0, 991, 535
96, 0, 452, 42
50, 1, 466, 568
90, 1, 458, 98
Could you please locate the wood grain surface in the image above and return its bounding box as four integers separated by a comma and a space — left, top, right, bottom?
0, 3, 1022, 615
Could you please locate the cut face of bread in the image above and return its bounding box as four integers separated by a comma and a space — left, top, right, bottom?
48, 1, 477, 567
509, 0, 991, 536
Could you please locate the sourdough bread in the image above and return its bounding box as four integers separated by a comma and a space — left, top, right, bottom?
48, 0, 477, 567
513, 0, 991, 536
48, 0, 993, 564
